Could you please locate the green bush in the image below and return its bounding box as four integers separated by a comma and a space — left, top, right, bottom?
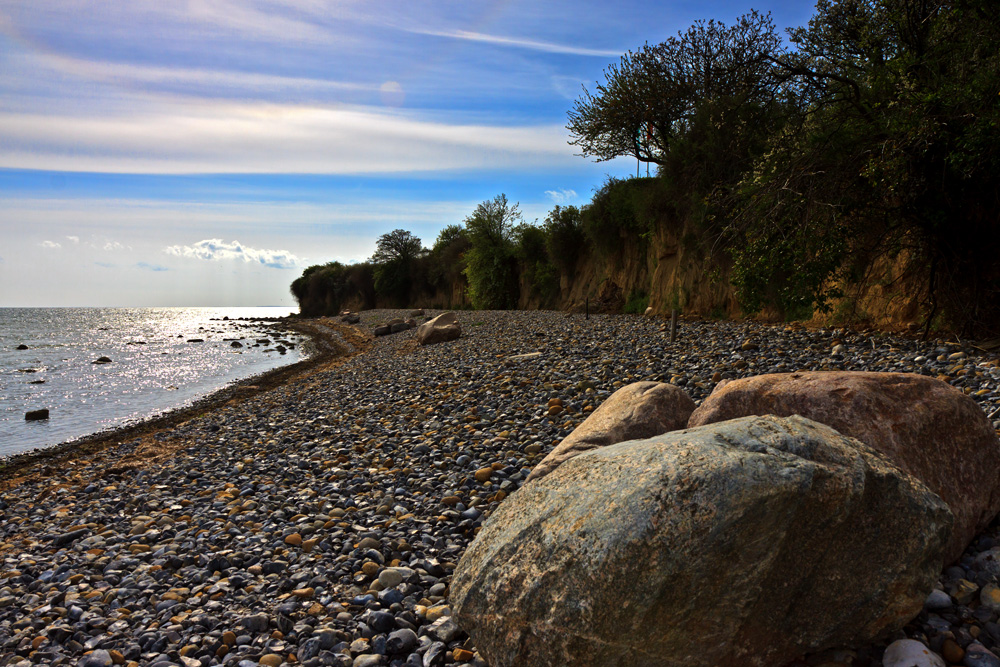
543, 205, 586, 276
290, 261, 375, 316
513, 223, 559, 306
623, 289, 650, 314
464, 194, 522, 309
582, 177, 673, 258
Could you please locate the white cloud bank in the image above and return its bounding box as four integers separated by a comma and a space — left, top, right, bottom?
0, 103, 579, 175
165, 239, 300, 269
40, 240, 61, 249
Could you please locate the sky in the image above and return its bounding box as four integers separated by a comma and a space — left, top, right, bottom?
0, 0, 817, 307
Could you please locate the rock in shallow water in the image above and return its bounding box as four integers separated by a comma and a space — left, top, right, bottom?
452, 414, 952, 667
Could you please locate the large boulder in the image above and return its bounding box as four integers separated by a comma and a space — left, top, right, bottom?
688, 371, 1000, 564
451, 415, 952, 667
416, 312, 461, 346
526, 381, 695, 482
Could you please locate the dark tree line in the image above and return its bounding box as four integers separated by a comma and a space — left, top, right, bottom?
290, 195, 590, 315
294, 0, 1000, 335
568, 0, 1000, 334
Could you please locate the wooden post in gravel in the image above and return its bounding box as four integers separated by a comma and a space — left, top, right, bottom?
670, 309, 678, 343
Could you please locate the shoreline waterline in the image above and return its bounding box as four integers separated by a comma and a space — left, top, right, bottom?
1, 307, 308, 456
0, 316, 369, 487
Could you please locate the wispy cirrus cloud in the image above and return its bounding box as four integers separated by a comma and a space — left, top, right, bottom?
29, 52, 378, 98
0, 103, 576, 175
408, 28, 622, 57
165, 239, 299, 269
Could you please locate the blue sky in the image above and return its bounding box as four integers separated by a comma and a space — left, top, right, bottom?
0, 0, 817, 307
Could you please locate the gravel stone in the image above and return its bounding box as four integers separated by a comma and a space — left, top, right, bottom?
1, 311, 998, 667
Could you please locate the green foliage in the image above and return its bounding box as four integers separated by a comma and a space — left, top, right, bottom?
721, 0, 1000, 332
289, 1, 1000, 332
514, 223, 548, 265
290, 261, 375, 316
623, 289, 650, 314
464, 194, 522, 309
514, 223, 560, 305
371, 229, 422, 265
544, 205, 586, 276
428, 225, 470, 293
582, 177, 672, 257
370, 229, 424, 307
567, 10, 782, 167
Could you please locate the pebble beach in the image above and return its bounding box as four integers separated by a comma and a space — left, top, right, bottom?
3, 309, 1000, 667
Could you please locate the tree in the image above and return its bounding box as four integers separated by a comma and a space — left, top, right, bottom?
567, 10, 782, 167
371, 229, 422, 265
463, 194, 522, 309
370, 229, 424, 306
544, 205, 585, 276
290, 261, 375, 315
429, 224, 470, 293
725, 0, 1000, 331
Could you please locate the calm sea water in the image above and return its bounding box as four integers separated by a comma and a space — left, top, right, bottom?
0, 307, 304, 457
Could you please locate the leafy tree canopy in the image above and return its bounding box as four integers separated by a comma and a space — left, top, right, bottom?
463, 194, 523, 310
567, 10, 782, 166
371, 229, 423, 265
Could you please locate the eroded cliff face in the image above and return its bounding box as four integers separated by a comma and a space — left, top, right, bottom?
556, 221, 739, 318
539, 218, 927, 332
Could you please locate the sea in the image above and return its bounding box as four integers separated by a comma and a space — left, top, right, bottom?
0, 307, 305, 458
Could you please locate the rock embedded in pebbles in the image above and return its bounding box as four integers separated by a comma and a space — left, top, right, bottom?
882, 639, 946, 667
527, 381, 696, 482
965, 643, 1000, 667
378, 566, 410, 588
242, 612, 270, 633
982, 583, 1000, 613
416, 311, 461, 346
924, 588, 952, 611
941, 638, 965, 663
452, 415, 952, 667
689, 371, 1000, 564
385, 628, 418, 654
